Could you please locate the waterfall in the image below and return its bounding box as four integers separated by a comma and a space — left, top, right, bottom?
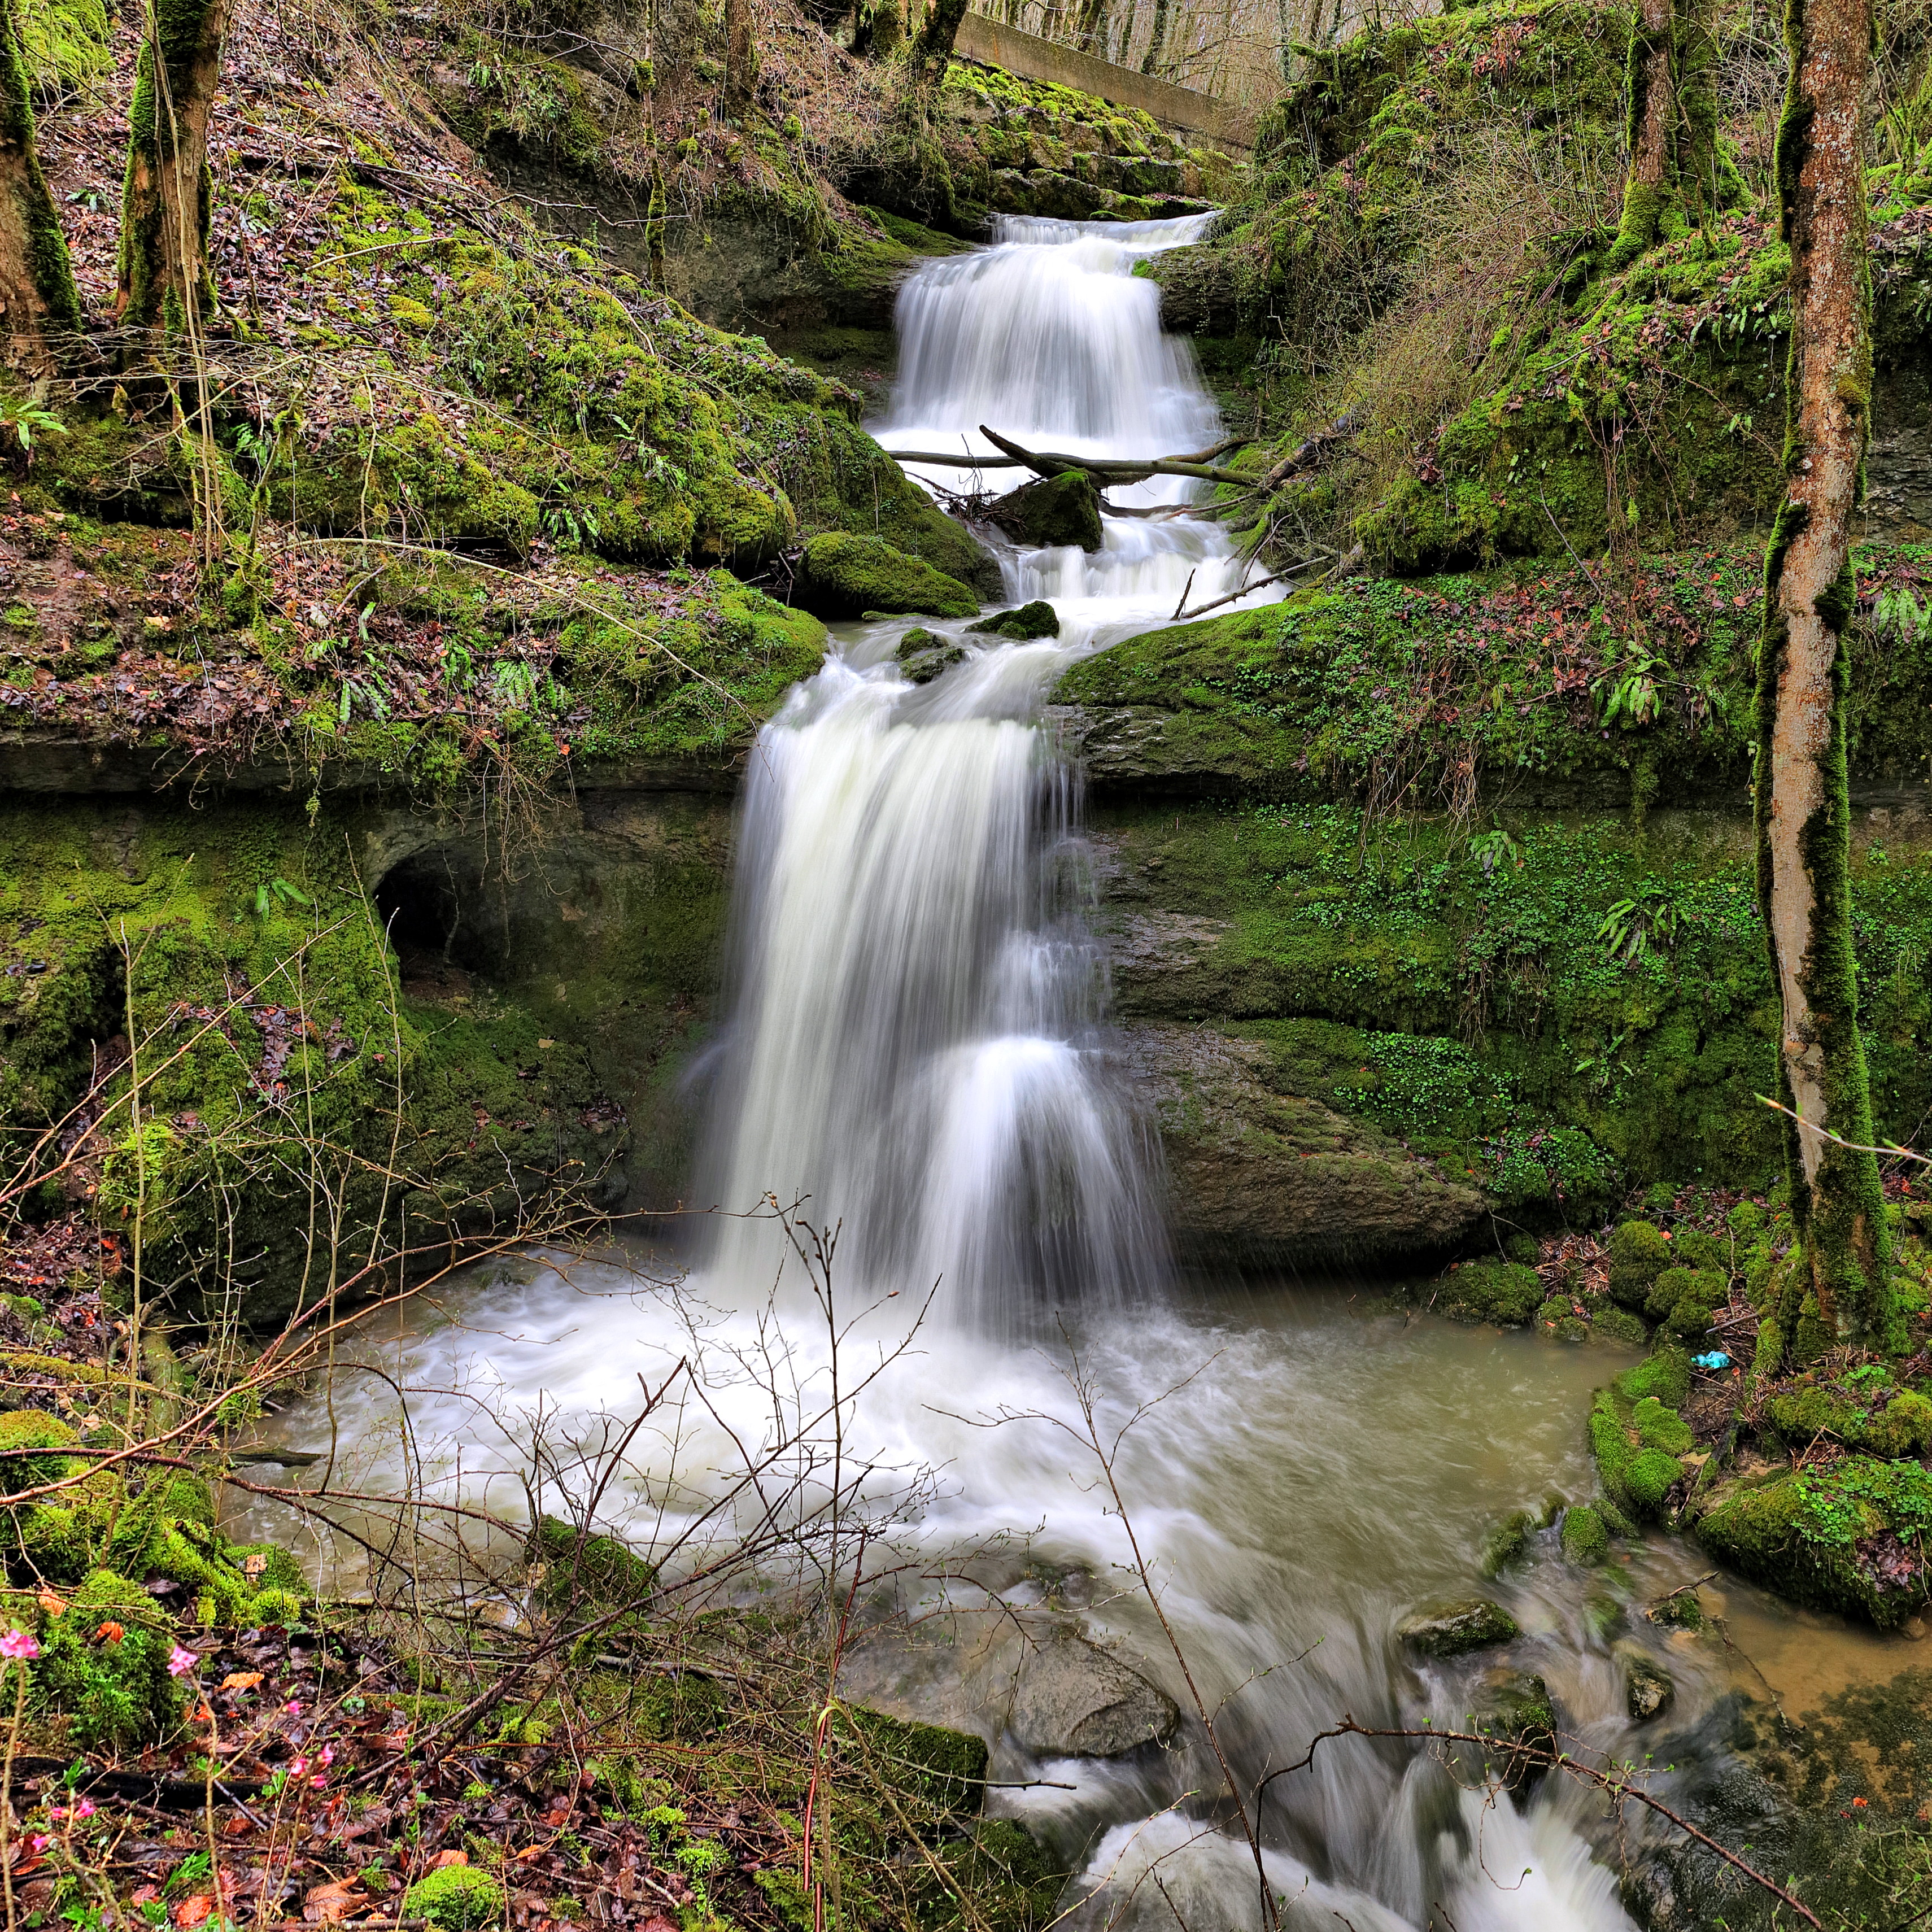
699, 212, 1269, 1323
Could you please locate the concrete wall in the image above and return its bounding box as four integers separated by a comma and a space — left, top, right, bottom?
953, 12, 1258, 150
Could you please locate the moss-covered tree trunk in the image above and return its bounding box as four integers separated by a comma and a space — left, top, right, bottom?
0, 0, 80, 369
909, 0, 970, 93
116, 0, 230, 333
1754, 0, 1894, 1354
722, 0, 757, 116
1609, 0, 1678, 265
851, 0, 902, 57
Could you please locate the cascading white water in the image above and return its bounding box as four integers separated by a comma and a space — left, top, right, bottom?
700, 212, 1270, 1319
248, 216, 1658, 1932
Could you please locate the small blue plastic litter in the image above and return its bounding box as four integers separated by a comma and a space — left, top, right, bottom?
1692, 1350, 1731, 1371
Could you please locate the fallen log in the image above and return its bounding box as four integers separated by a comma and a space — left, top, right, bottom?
877, 425, 1252, 489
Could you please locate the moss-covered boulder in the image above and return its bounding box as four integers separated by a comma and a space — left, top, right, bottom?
1480, 1508, 1535, 1577
792, 533, 979, 619
844, 1706, 988, 1816
1560, 1503, 1608, 1565
1397, 1598, 1519, 1656
1608, 1221, 1673, 1310
1696, 1458, 1932, 1629
1589, 1349, 1695, 1521
1766, 1375, 1932, 1459
33, 1567, 180, 1748
985, 471, 1104, 552
1439, 1259, 1543, 1326
529, 1515, 657, 1609
967, 599, 1061, 640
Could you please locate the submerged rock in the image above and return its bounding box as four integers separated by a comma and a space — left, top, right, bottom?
1617, 1643, 1676, 1721
1480, 1509, 1536, 1578
1560, 1503, 1609, 1566
967, 599, 1061, 640
1397, 1598, 1520, 1658
1008, 1628, 1179, 1757
984, 472, 1104, 552
792, 532, 979, 620
1469, 1667, 1557, 1785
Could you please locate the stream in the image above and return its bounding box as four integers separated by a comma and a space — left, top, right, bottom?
243, 215, 1901, 1931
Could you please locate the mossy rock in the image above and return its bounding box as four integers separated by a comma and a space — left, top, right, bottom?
984, 471, 1103, 552
1397, 1597, 1519, 1656
1593, 1305, 1648, 1347
0, 1410, 80, 1494
967, 599, 1061, 640
402, 1866, 507, 1932
1439, 1259, 1543, 1325
1589, 1355, 1693, 1522
530, 1515, 657, 1608
33, 1567, 180, 1748
1695, 1459, 1932, 1629
1560, 1503, 1609, 1565
1479, 1508, 1535, 1578
843, 1706, 988, 1818
896, 627, 968, 683
1607, 1221, 1672, 1310
792, 533, 978, 620
1767, 1380, 1932, 1459
1468, 1666, 1556, 1769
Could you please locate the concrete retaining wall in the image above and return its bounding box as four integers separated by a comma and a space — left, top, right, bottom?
952, 12, 1258, 150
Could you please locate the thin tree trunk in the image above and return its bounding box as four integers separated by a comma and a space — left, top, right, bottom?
1754, 0, 1893, 1354
1608, 0, 1678, 266
1140, 0, 1171, 73
116, 0, 230, 332
0, 0, 79, 370
722, 0, 758, 115
851, 0, 904, 56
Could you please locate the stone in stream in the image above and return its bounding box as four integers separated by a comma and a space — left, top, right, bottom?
1008, 1627, 1179, 1757
1397, 1598, 1520, 1657
1479, 1508, 1537, 1578
984, 470, 1104, 552
968, 599, 1061, 640
896, 627, 967, 684
1467, 1668, 1557, 1790
1616, 1643, 1676, 1722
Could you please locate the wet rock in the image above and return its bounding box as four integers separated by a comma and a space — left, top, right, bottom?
1560, 1503, 1609, 1566
1616, 1643, 1676, 1721
1468, 1668, 1556, 1785
967, 599, 1061, 640
1117, 1024, 1488, 1270
896, 627, 966, 684
792, 532, 978, 620
984, 472, 1104, 552
1397, 1598, 1520, 1658
1008, 1628, 1178, 1757
1480, 1509, 1535, 1578
1647, 1586, 1706, 1630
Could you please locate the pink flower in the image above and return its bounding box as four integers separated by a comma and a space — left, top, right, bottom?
318, 1745, 334, 1765
285, 1700, 302, 1716
0, 1631, 38, 1661
310, 1775, 328, 1789
72, 1799, 94, 1820
167, 1645, 199, 1678
289, 1757, 308, 1776
28, 1836, 46, 1854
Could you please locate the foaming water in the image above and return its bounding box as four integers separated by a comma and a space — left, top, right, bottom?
247, 220, 1660, 1931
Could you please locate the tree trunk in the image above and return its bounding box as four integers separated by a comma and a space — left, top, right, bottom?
1754, 0, 1894, 1354
851, 0, 903, 56
909, 0, 970, 91
0, 0, 80, 369
722, 0, 758, 116
116, 0, 230, 333
1608, 0, 1678, 267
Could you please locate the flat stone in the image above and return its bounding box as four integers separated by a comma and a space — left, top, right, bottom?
1397, 1598, 1520, 1658
1008, 1628, 1178, 1757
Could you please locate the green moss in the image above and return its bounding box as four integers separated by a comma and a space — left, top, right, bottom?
1608, 1221, 1673, 1309
1697, 1458, 1932, 1628
1767, 1380, 1932, 1458
1591, 1352, 1694, 1519
1480, 1508, 1536, 1576
0, 1408, 78, 1493
33, 1567, 179, 1747
843, 1707, 987, 1818
401, 1866, 507, 1932
792, 532, 978, 620
530, 1515, 657, 1608
1560, 1502, 1609, 1564
1441, 1258, 1544, 1325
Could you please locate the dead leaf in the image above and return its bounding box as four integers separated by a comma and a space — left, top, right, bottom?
303, 1879, 368, 1923
176, 1896, 215, 1928
220, 1671, 265, 1691
430, 1850, 468, 1869
242, 1552, 269, 1578
34, 1590, 64, 1617
514, 1846, 544, 1863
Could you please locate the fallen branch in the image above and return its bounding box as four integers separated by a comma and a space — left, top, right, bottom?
878, 427, 1251, 488
1170, 554, 1329, 621
1257, 412, 1357, 492
1265, 1717, 1823, 1930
